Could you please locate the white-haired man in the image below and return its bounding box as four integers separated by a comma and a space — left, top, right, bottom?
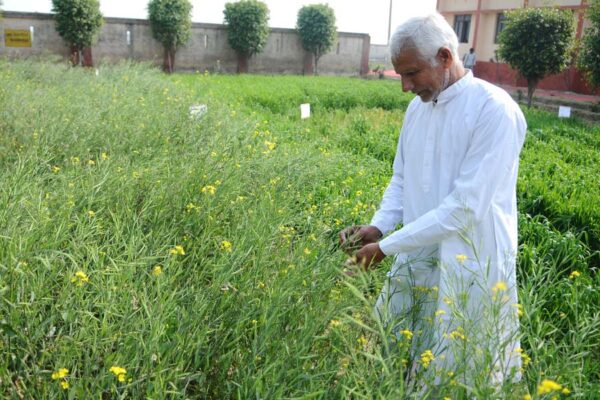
340, 13, 526, 386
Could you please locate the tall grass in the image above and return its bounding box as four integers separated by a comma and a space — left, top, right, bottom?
0, 60, 597, 398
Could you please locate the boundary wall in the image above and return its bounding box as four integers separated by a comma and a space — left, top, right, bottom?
0, 11, 370, 75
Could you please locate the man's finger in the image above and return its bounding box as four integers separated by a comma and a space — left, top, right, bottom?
339, 230, 347, 242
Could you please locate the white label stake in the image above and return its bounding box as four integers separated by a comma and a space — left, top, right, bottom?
300, 103, 310, 119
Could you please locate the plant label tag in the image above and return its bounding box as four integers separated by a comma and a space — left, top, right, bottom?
300, 103, 310, 119
558, 106, 571, 118
189, 104, 208, 119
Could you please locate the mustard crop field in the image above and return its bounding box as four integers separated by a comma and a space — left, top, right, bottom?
0, 61, 598, 399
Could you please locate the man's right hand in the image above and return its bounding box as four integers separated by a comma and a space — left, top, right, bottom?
338, 225, 383, 255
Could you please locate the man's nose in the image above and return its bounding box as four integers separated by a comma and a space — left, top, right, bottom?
401, 78, 412, 92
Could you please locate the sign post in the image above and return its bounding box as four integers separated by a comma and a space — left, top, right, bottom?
4, 29, 32, 47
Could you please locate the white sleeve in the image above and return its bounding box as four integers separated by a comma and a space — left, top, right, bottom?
378, 99, 526, 255
369, 122, 407, 234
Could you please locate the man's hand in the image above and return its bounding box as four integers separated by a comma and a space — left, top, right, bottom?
339, 225, 382, 255
355, 242, 386, 269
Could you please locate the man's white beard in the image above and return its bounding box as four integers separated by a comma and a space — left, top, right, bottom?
432, 69, 450, 103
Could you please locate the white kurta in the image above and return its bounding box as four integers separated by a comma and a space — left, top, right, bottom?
371, 71, 527, 383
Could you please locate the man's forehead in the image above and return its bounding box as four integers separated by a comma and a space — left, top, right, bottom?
393, 48, 428, 67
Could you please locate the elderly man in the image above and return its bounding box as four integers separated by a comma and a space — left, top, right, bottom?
340, 13, 526, 386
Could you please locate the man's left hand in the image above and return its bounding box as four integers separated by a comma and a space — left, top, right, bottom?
355, 243, 386, 269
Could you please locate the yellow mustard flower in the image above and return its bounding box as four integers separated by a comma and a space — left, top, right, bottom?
357, 335, 368, 346
87, 210, 96, 218
435, 309, 446, 317
569, 271, 581, 279
60, 381, 69, 389
170, 245, 185, 256
51, 368, 69, 380
523, 395, 532, 400
264, 140, 276, 151
420, 349, 435, 368
71, 271, 89, 286
399, 329, 413, 340
537, 379, 562, 395
492, 281, 508, 294
513, 303, 524, 317
303, 248, 312, 255
152, 265, 162, 276
455, 254, 467, 263
220, 240, 233, 253
449, 326, 466, 340
52, 166, 61, 173
201, 185, 216, 195
101, 152, 108, 160
329, 319, 341, 328
109, 366, 127, 382
562, 388, 571, 395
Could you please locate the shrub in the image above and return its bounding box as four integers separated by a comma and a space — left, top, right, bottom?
578, 0, 600, 87
296, 4, 337, 75
498, 7, 574, 107
223, 0, 270, 73
51, 0, 103, 67
148, 0, 192, 74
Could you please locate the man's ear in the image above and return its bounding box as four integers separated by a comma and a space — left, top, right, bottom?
437, 47, 454, 68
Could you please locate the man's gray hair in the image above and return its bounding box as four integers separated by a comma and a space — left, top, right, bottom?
389, 13, 459, 65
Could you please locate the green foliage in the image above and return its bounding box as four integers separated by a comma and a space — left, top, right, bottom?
296, 4, 337, 72
578, 0, 600, 87
0, 60, 599, 397
148, 0, 192, 49
51, 0, 103, 50
498, 7, 574, 106
223, 0, 270, 57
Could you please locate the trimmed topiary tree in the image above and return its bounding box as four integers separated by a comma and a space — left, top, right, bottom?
148, 0, 192, 74
578, 0, 600, 88
51, 0, 103, 67
498, 7, 574, 107
223, 0, 270, 73
296, 4, 337, 75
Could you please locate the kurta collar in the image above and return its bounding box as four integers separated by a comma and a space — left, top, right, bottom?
433, 70, 473, 106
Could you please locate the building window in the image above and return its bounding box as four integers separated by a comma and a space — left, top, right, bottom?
495, 13, 507, 43
454, 15, 471, 43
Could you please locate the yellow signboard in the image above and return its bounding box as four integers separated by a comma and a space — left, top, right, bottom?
5, 29, 32, 48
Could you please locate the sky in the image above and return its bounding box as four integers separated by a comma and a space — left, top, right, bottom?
2, 0, 436, 44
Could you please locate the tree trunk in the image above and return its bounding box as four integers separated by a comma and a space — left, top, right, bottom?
82, 47, 93, 68
237, 53, 248, 74
527, 79, 537, 108
69, 45, 80, 66
303, 52, 314, 75
163, 46, 175, 74
314, 54, 319, 76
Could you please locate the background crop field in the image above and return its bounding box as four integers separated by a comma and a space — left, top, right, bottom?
0, 61, 598, 399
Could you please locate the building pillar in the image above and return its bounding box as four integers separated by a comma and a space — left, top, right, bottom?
576, 0, 588, 39
472, 0, 482, 50
360, 35, 371, 75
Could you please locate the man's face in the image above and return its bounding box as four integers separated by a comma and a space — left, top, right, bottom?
392, 48, 445, 103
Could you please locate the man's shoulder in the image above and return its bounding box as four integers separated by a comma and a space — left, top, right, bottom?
467, 77, 526, 131
468, 77, 520, 110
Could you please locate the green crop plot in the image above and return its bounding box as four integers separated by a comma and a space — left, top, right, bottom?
0, 61, 598, 398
